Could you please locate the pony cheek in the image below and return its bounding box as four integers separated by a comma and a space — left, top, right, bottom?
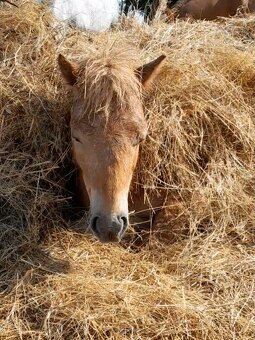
85, 185, 92, 198
73, 144, 87, 167
72, 147, 91, 188
132, 146, 140, 170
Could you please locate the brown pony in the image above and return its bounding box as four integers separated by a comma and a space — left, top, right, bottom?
167, 0, 255, 20
58, 50, 165, 243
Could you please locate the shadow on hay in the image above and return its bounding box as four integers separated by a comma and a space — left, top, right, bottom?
0, 171, 85, 293
0, 106, 82, 292
0, 148, 94, 293
0, 223, 71, 293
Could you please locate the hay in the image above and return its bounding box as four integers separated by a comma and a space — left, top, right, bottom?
1, 1, 255, 338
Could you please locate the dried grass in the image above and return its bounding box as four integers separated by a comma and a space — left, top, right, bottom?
1, 1, 255, 339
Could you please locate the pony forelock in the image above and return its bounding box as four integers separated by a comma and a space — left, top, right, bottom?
73, 46, 142, 121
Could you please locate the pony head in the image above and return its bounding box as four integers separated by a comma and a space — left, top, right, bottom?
58, 50, 165, 242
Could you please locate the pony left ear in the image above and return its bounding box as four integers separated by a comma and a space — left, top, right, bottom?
136, 55, 166, 89
58, 54, 78, 86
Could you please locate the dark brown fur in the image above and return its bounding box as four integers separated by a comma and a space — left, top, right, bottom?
167, 0, 255, 20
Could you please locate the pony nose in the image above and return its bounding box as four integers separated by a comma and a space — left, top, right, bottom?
90, 214, 128, 243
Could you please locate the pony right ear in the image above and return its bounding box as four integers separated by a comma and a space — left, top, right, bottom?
58, 54, 78, 86
136, 55, 166, 89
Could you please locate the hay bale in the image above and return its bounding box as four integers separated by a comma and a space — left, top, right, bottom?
0, 1, 70, 232
1, 1, 255, 339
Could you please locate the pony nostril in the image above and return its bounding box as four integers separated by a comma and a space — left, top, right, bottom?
91, 216, 99, 235
119, 216, 128, 228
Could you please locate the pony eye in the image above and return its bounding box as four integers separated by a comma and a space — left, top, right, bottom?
72, 135, 81, 143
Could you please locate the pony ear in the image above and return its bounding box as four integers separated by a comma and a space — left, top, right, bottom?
58, 54, 78, 86
136, 55, 166, 89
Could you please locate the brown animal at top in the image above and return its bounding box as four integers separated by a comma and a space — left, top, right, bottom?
167, 0, 255, 20
58, 50, 165, 243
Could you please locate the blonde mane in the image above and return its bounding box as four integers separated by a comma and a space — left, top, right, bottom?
73, 47, 142, 122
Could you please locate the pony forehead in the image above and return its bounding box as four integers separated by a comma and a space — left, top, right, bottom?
72, 47, 143, 121
76, 48, 141, 93
77, 46, 140, 72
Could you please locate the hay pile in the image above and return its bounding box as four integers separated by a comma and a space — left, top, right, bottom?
1, 1, 255, 338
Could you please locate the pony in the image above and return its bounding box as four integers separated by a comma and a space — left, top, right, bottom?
58, 49, 165, 243
166, 0, 255, 20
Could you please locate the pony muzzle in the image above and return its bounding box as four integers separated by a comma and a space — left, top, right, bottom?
90, 214, 128, 243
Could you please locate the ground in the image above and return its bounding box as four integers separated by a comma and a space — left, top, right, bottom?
0, 1, 255, 339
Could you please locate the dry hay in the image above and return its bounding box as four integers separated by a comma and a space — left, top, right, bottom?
1, 1, 255, 339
